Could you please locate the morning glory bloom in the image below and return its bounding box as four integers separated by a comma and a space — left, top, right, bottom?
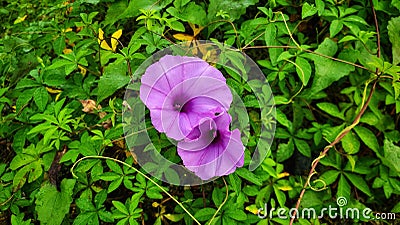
177, 110, 245, 180
140, 55, 233, 140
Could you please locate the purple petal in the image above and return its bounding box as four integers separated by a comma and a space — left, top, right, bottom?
177, 112, 245, 180
140, 55, 233, 140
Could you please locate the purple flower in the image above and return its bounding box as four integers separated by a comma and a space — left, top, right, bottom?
177, 110, 245, 180
140, 55, 233, 140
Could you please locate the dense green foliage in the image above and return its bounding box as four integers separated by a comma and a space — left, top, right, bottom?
0, 0, 399, 224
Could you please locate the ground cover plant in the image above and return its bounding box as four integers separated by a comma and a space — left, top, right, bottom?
0, 0, 399, 224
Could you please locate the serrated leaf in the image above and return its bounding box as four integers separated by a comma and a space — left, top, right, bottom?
34, 87, 49, 111
337, 174, 350, 200
294, 138, 311, 157
16, 78, 40, 89
276, 139, 294, 162
168, 2, 207, 26
53, 36, 66, 55
302, 2, 318, 19
344, 172, 372, 196
264, 23, 282, 66
97, 62, 130, 103
308, 38, 355, 95
354, 126, 379, 153
35, 179, 76, 225
208, 0, 258, 21
225, 209, 247, 221
194, 208, 216, 221
388, 16, 400, 65
381, 139, 400, 174
341, 131, 360, 154
235, 168, 262, 185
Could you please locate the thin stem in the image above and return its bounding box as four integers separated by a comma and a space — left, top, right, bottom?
289, 1, 382, 222
242, 45, 374, 73
71, 156, 201, 225
289, 80, 378, 224
369, 0, 381, 58
208, 177, 229, 225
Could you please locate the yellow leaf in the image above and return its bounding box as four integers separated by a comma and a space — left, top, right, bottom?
245, 205, 260, 215
111, 29, 122, 52
14, 15, 27, 24
278, 185, 293, 191
78, 65, 87, 76
62, 28, 72, 33
277, 172, 290, 179
63, 48, 73, 54
55, 93, 61, 101
46, 87, 62, 94
189, 23, 204, 37
98, 28, 112, 51
98, 28, 104, 44
173, 33, 194, 41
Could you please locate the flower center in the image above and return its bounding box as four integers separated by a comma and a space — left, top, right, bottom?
209, 129, 220, 144
173, 103, 182, 111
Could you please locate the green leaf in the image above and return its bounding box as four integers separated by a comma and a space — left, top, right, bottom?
388, 16, 400, 65
194, 208, 216, 221
294, 138, 311, 157
97, 61, 130, 103
273, 185, 286, 207
354, 126, 379, 153
302, 2, 318, 19
315, 0, 325, 15
208, 0, 258, 21
112, 200, 129, 215
16, 89, 35, 111
276, 139, 294, 162
344, 172, 372, 196
27, 122, 54, 135
167, 2, 207, 26
47, 59, 75, 71
106, 160, 123, 174
330, 19, 343, 37
228, 173, 241, 196
16, 78, 40, 89
264, 23, 282, 66
108, 177, 123, 193
34, 87, 49, 111
317, 102, 345, 120
10, 154, 35, 170
235, 168, 262, 185
35, 179, 76, 225
225, 209, 247, 221
212, 188, 223, 206
381, 139, 400, 174
341, 131, 360, 154
320, 170, 340, 186
295, 56, 312, 85
53, 36, 66, 55
307, 38, 355, 95
337, 174, 351, 200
